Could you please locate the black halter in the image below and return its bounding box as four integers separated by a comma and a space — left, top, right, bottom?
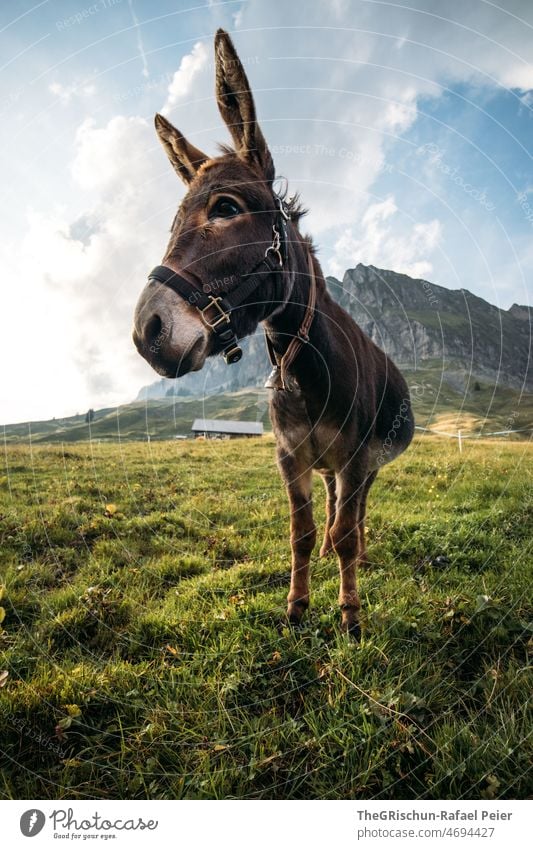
147, 197, 291, 365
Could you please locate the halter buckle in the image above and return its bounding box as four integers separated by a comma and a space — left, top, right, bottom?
223, 344, 242, 365
200, 296, 231, 329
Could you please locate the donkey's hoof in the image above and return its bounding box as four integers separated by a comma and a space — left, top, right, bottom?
343, 621, 361, 641
340, 607, 361, 641
287, 600, 308, 626
319, 545, 334, 558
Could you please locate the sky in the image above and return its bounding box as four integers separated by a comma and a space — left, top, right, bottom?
0, 0, 532, 423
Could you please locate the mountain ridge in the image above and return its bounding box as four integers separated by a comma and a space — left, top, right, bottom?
137, 263, 532, 400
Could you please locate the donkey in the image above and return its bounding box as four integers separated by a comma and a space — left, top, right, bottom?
133, 29, 414, 637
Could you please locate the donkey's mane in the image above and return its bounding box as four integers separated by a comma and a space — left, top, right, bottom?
276, 182, 308, 226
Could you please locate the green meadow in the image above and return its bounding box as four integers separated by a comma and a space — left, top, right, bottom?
0, 436, 531, 799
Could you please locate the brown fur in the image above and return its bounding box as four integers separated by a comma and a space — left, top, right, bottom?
133, 29, 414, 636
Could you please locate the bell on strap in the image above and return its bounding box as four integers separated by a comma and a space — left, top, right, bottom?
264, 365, 284, 390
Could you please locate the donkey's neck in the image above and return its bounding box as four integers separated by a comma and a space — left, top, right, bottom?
264, 249, 337, 409
265, 248, 318, 346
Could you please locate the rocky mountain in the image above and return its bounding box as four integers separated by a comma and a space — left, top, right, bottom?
137, 264, 532, 400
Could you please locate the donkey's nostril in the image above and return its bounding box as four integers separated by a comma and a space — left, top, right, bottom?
144, 313, 165, 349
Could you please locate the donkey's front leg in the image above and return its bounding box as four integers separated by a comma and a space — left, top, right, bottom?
330, 458, 369, 637
356, 470, 377, 568
278, 451, 316, 625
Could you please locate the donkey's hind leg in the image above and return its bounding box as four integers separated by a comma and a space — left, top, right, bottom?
319, 471, 337, 557
330, 453, 369, 637
277, 450, 316, 625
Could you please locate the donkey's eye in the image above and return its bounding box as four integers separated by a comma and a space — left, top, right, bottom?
209, 198, 242, 219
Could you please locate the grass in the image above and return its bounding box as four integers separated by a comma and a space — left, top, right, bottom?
0, 435, 531, 799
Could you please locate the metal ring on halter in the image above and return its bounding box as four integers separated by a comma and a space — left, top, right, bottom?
265, 225, 283, 267
265, 246, 283, 266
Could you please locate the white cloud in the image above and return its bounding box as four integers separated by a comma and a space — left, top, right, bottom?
71, 116, 153, 193
0, 115, 180, 422
161, 41, 208, 116
499, 64, 533, 91
331, 196, 441, 279
49, 81, 96, 104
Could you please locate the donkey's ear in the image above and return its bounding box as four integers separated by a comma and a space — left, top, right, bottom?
154, 113, 209, 185
214, 29, 274, 180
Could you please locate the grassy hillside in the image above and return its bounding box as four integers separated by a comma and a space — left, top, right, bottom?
3, 375, 532, 444
406, 368, 533, 436
0, 437, 531, 799
2, 391, 271, 443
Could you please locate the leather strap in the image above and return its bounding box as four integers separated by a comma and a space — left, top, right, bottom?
147, 197, 313, 378
148, 252, 282, 313
264, 252, 317, 390
148, 250, 283, 365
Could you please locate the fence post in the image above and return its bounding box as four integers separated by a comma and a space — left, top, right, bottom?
458, 429, 462, 454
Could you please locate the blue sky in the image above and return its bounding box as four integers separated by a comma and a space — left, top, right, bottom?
1, 0, 532, 422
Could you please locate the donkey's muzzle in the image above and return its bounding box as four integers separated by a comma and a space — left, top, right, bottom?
132, 279, 209, 377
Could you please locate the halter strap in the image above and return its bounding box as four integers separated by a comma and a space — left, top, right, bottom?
147, 194, 315, 383
148, 249, 282, 365
264, 252, 317, 390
